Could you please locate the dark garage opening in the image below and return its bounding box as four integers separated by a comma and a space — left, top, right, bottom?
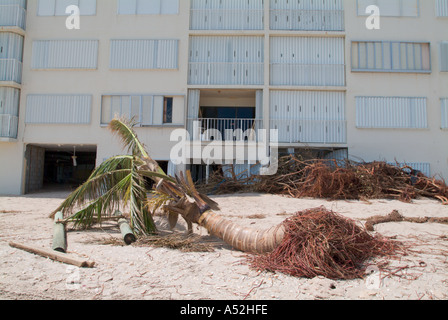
25, 144, 97, 194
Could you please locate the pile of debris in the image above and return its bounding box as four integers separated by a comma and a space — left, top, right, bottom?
249, 207, 404, 280
199, 156, 448, 205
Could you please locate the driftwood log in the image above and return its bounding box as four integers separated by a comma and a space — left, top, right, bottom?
9, 242, 95, 268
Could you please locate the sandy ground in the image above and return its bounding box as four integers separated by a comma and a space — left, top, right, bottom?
1, 190, 448, 301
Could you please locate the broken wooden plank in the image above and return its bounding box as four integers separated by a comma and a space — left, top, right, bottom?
9, 241, 95, 268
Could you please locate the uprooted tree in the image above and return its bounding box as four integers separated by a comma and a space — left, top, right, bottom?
51, 119, 403, 280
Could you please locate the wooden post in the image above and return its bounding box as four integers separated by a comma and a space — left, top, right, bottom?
9, 242, 95, 268
52, 211, 67, 253
118, 218, 136, 245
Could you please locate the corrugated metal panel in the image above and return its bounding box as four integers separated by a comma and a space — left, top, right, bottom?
0, 0, 26, 7
270, 0, 344, 31
32, 40, 98, 69
0, 87, 20, 116
356, 97, 427, 129
26, 95, 92, 124
436, 0, 448, 16
189, 36, 264, 85
440, 42, 448, 72
0, 59, 22, 83
0, 33, 24, 61
0, 114, 18, 139
324, 149, 348, 161
357, 0, 419, 17
0, 2, 27, 29
190, 0, 263, 30
38, 0, 96, 16
352, 41, 431, 72
110, 39, 178, 70
270, 91, 346, 144
442, 98, 448, 129
387, 162, 431, 177
270, 37, 345, 86
118, 0, 178, 15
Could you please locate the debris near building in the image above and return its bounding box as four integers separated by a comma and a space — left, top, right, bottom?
200, 156, 448, 205
248, 207, 404, 280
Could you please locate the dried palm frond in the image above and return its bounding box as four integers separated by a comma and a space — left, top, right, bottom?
249, 207, 404, 280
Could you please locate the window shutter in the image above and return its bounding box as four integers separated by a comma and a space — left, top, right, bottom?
37, 0, 56, 16
440, 42, 448, 72
152, 96, 164, 125
118, 0, 137, 14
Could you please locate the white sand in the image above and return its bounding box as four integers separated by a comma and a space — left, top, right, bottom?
1, 190, 448, 300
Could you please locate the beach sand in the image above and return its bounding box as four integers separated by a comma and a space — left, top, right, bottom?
1, 190, 447, 300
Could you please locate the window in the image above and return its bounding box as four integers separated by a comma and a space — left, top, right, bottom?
37, 0, 97, 16
190, 0, 264, 30
357, 0, 419, 17
163, 97, 173, 124
442, 98, 448, 129
117, 0, 179, 15
436, 0, 448, 17
440, 42, 448, 72
270, 0, 344, 31
270, 36, 345, 86
356, 97, 427, 129
26, 95, 92, 124
101, 95, 183, 126
110, 39, 178, 70
32, 40, 98, 69
352, 41, 431, 73
188, 36, 264, 85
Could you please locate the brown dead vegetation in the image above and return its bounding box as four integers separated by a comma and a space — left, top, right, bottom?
198, 156, 448, 205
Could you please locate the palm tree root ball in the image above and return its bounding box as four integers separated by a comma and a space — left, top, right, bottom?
248, 207, 403, 280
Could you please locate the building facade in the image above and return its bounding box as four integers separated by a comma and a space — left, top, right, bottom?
0, 0, 447, 195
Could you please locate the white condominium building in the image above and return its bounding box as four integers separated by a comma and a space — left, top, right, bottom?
0, 0, 447, 194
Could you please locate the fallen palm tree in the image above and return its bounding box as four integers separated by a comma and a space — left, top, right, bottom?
53, 119, 404, 280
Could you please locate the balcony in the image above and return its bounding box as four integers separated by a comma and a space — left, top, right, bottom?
0, 59, 22, 84
188, 118, 264, 142
0, 5, 26, 31
270, 9, 345, 31
190, 9, 264, 30
270, 119, 347, 144
188, 62, 264, 86
0, 114, 19, 140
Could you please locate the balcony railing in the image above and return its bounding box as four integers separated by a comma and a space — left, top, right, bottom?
270, 64, 345, 87
270, 119, 347, 144
270, 9, 344, 31
190, 9, 264, 30
0, 59, 23, 84
188, 62, 264, 85
188, 118, 264, 142
0, 5, 26, 30
0, 115, 19, 139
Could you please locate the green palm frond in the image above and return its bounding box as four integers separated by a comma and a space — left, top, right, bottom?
52, 155, 134, 218
108, 118, 149, 158
53, 118, 192, 235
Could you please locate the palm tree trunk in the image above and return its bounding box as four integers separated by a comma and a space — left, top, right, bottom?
198, 211, 285, 254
